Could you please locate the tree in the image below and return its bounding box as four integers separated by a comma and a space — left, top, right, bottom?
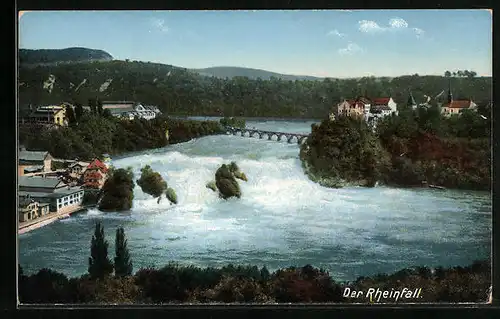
88, 221, 114, 279
103, 109, 112, 118
74, 102, 84, 121
468, 71, 477, 78
457, 70, 464, 77
452, 71, 457, 77
444, 71, 451, 77
114, 227, 133, 277
97, 98, 104, 115
88, 99, 96, 115
65, 105, 77, 127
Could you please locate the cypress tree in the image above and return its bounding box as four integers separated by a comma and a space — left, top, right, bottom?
97, 98, 104, 115
88, 221, 114, 279
88, 99, 96, 115
114, 227, 133, 277
74, 102, 84, 121
65, 105, 77, 127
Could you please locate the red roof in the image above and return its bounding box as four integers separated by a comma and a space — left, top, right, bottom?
444, 100, 472, 109
372, 98, 391, 106
87, 159, 108, 172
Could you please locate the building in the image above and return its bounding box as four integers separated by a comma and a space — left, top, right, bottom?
334, 98, 368, 118
67, 161, 89, 179
18, 195, 39, 222
441, 84, 477, 116
371, 97, 398, 116
18, 176, 85, 214
18, 149, 53, 176
20, 105, 68, 127
101, 101, 159, 120
83, 159, 109, 189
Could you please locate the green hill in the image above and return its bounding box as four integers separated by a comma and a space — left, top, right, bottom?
191, 66, 323, 81
19, 47, 113, 66
18, 59, 492, 118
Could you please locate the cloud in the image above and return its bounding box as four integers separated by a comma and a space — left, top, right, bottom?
359, 20, 385, 33
327, 29, 346, 37
413, 27, 425, 38
389, 18, 408, 29
359, 17, 425, 39
150, 18, 169, 33
338, 42, 363, 55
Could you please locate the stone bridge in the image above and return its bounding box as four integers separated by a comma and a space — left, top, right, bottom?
225, 127, 308, 144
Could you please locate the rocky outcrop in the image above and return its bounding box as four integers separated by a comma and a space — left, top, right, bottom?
137, 165, 177, 205
209, 162, 248, 199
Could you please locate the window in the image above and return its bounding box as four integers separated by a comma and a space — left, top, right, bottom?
58, 204, 62, 209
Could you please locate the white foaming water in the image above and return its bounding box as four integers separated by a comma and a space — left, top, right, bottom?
19, 120, 491, 281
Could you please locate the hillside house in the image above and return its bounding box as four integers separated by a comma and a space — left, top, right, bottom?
334, 97, 369, 118
371, 97, 398, 116
21, 105, 68, 127
101, 101, 159, 120
441, 85, 477, 116
18, 150, 53, 176
18, 176, 84, 214
83, 159, 108, 189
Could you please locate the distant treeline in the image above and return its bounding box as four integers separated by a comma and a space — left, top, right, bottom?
18, 60, 492, 118
19, 223, 491, 304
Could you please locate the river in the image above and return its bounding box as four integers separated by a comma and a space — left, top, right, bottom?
18, 119, 492, 281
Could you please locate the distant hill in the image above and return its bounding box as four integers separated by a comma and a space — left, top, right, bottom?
19, 47, 113, 66
191, 66, 324, 81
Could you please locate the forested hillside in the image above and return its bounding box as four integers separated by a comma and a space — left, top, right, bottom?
19, 48, 113, 65
18, 60, 492, 118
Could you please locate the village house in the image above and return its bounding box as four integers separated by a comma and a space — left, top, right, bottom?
83, 159, 109, 189
334, 97, 370, 119
371, 97, 398, 116
18, 195, 39, 222
67, 161, 89, 179
18, 148, 53, 176
18, 176, 85, 214
441, 85, 477, 116
20, 104, 68, 127
101, 101, 159, 120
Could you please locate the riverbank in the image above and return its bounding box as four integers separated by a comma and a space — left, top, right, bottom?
18, 258, 491, 304
19, 205, 88, 235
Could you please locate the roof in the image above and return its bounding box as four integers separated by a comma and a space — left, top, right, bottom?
19, 151, 49, 162
357, 97, 371, 104
24, 165, 44, 173
108, 107, 135, 114
102, 101, 136, 109
87, 159, 108, 171
18, 187, 84, 200
444, 100, 473, 109
18, 176, 65, 189
69, 161, 89, 168
102, 153, 111, 157
372, 98, 391, 105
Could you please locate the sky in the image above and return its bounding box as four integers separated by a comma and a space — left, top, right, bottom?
18, 10, 492, 78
